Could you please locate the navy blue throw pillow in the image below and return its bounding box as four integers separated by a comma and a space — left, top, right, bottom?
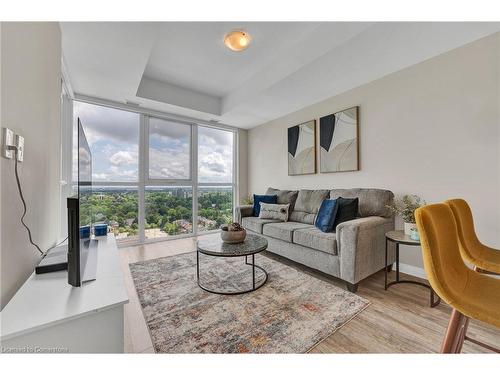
333, 197, 359, 228
315, 199, 339, 232
253, 194, 277, 217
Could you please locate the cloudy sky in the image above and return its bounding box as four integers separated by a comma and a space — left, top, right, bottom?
74, 101, 233, 184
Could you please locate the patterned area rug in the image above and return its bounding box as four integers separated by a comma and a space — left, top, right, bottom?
129, 252, 369, 353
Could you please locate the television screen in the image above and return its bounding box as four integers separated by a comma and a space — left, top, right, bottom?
78, 118, 92, 232
67, 119, 97, 287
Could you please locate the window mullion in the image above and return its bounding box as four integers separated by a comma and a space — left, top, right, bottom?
138, 114, 147, 243
233, 130, 237, 221
192, 124, 199, 236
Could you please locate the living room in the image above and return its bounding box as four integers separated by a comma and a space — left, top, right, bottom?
1, 1, 499, 373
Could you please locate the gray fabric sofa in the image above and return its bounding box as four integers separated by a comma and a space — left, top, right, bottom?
236, 188, 396, 292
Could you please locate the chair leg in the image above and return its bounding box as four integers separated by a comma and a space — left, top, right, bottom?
441, 309, 468, 353
454, 317, 470, 353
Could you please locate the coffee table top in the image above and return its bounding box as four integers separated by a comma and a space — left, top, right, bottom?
197, 233, 268, 257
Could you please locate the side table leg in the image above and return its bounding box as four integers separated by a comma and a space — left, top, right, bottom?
396, 243, 400, 282
384, 238, 388, 290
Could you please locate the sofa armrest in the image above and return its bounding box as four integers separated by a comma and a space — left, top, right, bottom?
336, 216, 395, 284
236, 205, 254, 224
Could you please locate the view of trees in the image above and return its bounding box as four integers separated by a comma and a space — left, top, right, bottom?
81, 187, 233, 242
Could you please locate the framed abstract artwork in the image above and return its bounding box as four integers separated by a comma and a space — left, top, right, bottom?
288, 120, 316, 175
319, 106, 359, 173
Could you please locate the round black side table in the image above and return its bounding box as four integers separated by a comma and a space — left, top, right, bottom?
385, 230, 441, 308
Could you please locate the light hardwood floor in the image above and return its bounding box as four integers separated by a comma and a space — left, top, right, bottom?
120, 233, 499, 353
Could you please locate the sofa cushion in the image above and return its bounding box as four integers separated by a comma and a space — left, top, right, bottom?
259, 203, 290, 222
293, 227, 338, 255
330, 188, 394, 218
333, 197, 359, 228
289, 189, 330, 224
241, 216, 280, 234
315, 199, 339, 232
253, 194, 277, 217
265, 187, 299, 212
262, 222, 313, 242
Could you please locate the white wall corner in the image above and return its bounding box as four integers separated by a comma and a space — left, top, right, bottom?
61, 54, 74, 98
395, 263, 428, 280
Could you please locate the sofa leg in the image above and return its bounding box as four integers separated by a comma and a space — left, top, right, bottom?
386, 264, 393, 272
345, 282, 359, 293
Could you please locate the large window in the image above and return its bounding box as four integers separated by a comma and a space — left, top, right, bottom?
71, 100, 236, 245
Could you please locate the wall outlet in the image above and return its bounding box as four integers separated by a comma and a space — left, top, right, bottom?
15, 134, 25, 162
2, 127, 15, 159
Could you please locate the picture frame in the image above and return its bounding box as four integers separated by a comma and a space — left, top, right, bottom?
319, 106, 359, 173
287, 120, 316, 176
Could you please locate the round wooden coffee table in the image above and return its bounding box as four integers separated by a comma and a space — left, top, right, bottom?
196, 233, 268, 295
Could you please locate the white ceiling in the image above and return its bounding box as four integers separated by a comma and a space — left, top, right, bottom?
61, 22, 500, 129
144, 22, 323, 97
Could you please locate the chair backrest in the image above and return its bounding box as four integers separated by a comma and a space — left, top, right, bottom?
445, 199, 481, 265
415, 203, 472, 305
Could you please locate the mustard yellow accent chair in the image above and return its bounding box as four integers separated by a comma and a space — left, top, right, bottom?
415, 204, 500, 353
445, 199, 500, 274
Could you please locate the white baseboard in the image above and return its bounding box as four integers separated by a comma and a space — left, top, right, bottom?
393, 263, 428, 280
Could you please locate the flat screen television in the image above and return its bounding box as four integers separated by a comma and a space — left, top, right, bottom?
67, 119, 97, 287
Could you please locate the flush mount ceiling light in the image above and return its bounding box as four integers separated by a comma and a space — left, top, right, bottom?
223, 30, 251, 52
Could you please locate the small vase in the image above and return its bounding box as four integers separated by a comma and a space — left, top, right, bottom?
404, 222, 417, 236
410, 228, 420, 241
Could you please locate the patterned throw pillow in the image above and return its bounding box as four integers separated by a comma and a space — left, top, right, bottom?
253, 194, 278, 217
258, 203, 290, 222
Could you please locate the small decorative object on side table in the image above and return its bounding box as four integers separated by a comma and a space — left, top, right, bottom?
220, 222, 247, 244
385, 230, 441, 308
386, 194, 425, 235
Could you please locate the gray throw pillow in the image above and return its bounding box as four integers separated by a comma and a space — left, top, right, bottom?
258, 203, 290, 222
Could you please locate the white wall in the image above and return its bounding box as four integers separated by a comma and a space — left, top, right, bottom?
248, 33, 500, 270
1, 22, 62, 309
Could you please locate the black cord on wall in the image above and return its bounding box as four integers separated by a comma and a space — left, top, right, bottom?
8, 146, 68, 257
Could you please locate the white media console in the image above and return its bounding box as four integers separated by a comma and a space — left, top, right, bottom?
0, 234, 129, 353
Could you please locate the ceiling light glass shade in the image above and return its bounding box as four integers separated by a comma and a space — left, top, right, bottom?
224, 30, 251, 52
